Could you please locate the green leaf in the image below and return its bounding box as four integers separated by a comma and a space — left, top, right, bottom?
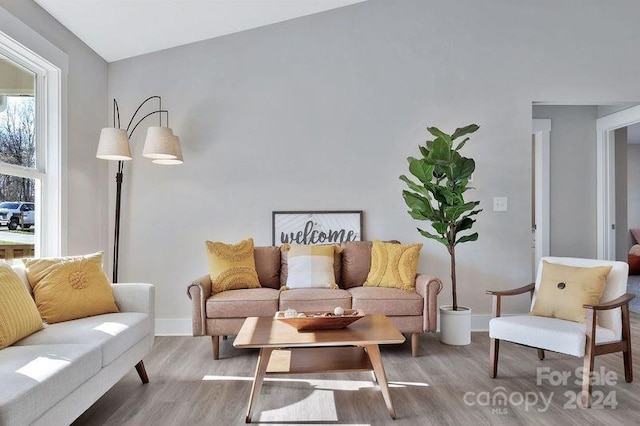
418, 228, 448, 246
445, 201, 480, 221
455, 217, 474, 233
452, 157, 475, 181
432, 221, 448, 235
464, 209, 483, 218
408, 158, 434, 184
409, 209, 430, 221
455, 137, 469, 151
400, 175, 431, 198
402, 191, 434, 218
451, 124, 479, 140
456, 233, 478, 245
426, 127, 452, 145
429, 138, 451, 163
419, 145, 430, 158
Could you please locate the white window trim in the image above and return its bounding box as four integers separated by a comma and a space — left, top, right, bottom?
0, 30, 63, 257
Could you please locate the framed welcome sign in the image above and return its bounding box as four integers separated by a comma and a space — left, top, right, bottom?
272, 210, 363, 245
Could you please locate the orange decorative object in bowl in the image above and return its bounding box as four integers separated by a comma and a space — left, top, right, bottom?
274, 309, 364, 331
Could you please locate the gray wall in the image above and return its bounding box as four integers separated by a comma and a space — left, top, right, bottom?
106, 0, 640, 326
532, 106, 598, 258
628, 145, 640, 244
0, 1, 108, 256
615, 128, 628, 261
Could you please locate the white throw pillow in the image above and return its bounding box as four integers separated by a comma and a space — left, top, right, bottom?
284, 244, 339, 289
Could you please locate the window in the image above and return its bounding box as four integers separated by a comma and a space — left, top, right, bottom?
0, 30, 62, 259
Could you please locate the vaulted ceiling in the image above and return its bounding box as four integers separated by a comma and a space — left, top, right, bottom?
34, 0, 366, 62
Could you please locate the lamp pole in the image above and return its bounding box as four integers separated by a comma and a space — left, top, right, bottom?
108, 96, 170, 282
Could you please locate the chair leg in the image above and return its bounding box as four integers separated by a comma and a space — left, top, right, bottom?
411, 333, 419, 357
212, 335, 220, 360
537, 349, 545, 360
622, 304, 633, 383
490, 338, 499, 378
135, 361, 149, 384
581, 352, 595, 408
581, 309, 597, 408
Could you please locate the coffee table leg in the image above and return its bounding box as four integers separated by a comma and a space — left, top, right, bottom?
246, 347, 274, 423
364, 344, 396, 419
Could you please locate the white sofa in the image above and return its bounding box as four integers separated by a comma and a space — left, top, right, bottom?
0, 265, 155, 426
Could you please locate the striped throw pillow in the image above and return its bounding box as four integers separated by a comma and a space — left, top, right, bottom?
0, 262, 43, 349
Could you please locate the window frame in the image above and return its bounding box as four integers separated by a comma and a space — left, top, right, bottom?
0, 30, 62, 257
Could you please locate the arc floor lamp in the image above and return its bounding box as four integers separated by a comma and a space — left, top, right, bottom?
96, 96, 183, 282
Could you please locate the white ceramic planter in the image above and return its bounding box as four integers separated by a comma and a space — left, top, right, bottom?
439, 305, 471, 346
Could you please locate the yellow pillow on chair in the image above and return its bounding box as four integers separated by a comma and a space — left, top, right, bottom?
530, 261, 612, 323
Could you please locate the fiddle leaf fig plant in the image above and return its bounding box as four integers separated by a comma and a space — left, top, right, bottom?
400, 124, 482, 311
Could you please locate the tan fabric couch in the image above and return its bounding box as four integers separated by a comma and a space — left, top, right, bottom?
187, 241, 442, 358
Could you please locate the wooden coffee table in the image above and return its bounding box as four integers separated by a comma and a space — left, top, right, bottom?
233, 314, 405, 423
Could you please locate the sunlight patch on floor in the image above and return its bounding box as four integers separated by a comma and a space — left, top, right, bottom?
201, 375, 429, 389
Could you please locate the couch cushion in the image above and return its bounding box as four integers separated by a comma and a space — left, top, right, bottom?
13, 312, 149, 366
349, 286, 423, 316
0, 263, 43, 349
279, 288, 351, 311
254, 246, 281, 289
24, 252, 119, 324
340, 241, 373, 289
206, 238, 261, 293
0, 343, 101, 426
489, 315, 617, 357
206, 288, 280, 318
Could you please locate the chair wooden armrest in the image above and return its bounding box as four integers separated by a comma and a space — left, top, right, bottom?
485, 283, 535, 297
584, 293, 635, 311
486, 283, 535, 318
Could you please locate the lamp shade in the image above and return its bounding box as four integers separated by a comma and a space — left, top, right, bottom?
142, 126, 176, 159
96, 128, 132, 161
152, 136, 183, 165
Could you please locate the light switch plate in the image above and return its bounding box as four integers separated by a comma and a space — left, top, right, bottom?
493, 197, 508, 212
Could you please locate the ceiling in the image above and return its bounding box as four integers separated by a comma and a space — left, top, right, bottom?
34, 0, 366, 62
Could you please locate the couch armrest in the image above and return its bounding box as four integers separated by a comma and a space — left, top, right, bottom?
186, 275, 212, 336
111, 283, 155, 349
415, 274, 444, 332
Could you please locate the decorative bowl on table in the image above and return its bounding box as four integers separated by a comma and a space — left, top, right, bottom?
274, 309, 364, 331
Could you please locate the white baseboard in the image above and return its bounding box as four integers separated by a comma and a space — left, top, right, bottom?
470, 314, 492, 332
154, 315, 495, 336
155, 319, 192, 336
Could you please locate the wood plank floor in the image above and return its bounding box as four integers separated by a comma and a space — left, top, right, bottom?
73, 314, 640, 425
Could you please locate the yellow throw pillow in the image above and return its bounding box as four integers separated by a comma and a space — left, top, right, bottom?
530, 261, 612, 323
283, 244, 340, 290
206, 238, 260, 293
24, 252, 118, 324
364, 240, 422, 291
0, 263, 43, 349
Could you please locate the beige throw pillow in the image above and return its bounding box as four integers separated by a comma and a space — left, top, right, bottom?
530, 261, 612, 323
